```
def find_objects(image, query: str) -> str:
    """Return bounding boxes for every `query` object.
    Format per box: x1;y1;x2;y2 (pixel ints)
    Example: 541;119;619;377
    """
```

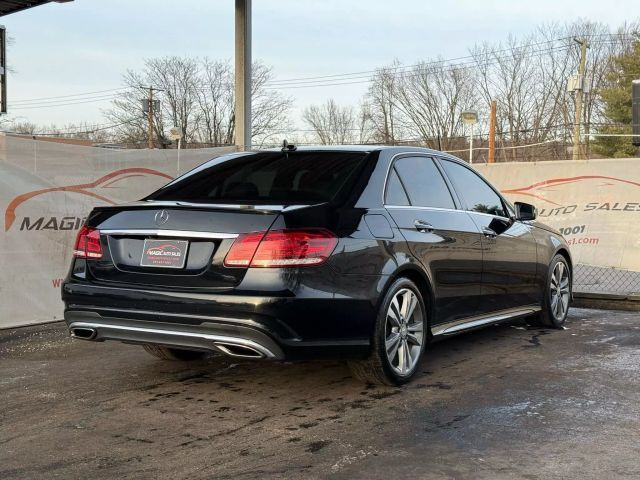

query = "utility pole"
235;0;252;151
141;86;162;149
632;80;640;151
147;86;155;149
572;38;589;161
0;26;7;115
488;100;497;163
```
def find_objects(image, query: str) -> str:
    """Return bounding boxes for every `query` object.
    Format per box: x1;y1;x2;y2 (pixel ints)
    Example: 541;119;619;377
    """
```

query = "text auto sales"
538;202;640;217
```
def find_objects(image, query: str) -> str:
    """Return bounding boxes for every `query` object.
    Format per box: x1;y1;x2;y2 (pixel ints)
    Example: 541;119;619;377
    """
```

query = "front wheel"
528;254;571;328
349;278;427;385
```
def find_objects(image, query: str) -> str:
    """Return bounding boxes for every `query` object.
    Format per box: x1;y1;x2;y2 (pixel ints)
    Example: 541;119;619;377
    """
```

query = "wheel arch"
555;247;572;271
554;247;573;300
382;265;435;331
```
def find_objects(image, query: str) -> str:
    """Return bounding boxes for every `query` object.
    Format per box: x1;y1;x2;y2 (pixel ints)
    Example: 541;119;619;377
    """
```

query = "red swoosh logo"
148;244;181;253
5;168;172;231
502;175;640;205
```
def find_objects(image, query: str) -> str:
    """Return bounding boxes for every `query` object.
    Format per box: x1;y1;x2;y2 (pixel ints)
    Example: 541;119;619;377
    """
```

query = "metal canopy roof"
0;0;71;17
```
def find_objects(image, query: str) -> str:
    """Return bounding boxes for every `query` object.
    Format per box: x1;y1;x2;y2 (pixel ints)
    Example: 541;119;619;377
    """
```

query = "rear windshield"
147;151;370;204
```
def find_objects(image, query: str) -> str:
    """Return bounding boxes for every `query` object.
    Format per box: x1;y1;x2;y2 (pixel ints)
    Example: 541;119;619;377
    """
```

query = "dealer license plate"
140;239;188;269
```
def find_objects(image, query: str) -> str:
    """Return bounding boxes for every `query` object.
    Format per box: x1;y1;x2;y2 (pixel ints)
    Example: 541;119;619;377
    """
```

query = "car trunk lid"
85;202;288;290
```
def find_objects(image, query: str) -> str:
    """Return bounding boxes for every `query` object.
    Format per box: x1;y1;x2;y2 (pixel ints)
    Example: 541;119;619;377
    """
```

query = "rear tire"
528;254;571;329
349;278;427;385
142;344;207;361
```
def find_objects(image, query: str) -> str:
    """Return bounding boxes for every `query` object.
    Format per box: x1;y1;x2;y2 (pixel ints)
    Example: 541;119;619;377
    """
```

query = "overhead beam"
0;1;73;17
234;0;251;151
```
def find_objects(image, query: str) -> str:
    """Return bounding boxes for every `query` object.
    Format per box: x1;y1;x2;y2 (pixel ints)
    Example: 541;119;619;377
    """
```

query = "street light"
461;111;478;164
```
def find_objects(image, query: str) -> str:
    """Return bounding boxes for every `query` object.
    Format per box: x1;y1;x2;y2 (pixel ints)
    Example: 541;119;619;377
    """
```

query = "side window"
440;160;507;217
393;156;455;209
385;169;410;206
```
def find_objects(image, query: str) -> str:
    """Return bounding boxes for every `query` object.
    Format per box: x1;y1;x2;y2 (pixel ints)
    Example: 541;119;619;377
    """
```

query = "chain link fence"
574;264;640;295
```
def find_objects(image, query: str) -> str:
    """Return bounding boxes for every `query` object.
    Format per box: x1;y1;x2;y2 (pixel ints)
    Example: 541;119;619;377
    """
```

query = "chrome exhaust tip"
215;342;265;359
70;327;97;340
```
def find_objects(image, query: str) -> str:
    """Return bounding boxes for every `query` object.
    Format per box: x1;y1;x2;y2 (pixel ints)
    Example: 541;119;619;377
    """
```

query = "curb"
573;292;640;312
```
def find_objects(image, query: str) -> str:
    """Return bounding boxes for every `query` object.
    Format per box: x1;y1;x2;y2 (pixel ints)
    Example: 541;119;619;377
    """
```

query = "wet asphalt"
1;308;639;479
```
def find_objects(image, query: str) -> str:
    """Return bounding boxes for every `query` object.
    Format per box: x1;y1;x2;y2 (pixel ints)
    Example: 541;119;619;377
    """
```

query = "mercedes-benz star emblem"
155;210;170;226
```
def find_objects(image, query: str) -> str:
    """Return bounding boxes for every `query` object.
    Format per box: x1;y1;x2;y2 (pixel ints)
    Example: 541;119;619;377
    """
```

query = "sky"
4;0;638;128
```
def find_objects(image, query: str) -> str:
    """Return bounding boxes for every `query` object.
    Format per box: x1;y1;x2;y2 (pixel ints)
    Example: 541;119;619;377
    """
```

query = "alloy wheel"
385;288;424;376
550;261;570;321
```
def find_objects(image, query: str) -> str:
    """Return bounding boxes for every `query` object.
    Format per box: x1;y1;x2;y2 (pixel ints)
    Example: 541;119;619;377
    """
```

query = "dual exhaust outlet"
69;327;267;359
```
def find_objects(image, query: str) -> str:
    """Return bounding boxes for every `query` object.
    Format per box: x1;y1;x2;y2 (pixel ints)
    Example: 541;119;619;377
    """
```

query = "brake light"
73;226;103;259
224;229;337;268
223;232;266;267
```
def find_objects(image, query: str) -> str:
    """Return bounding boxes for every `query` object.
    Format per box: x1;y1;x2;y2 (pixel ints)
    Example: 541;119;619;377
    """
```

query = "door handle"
482;227;497;238
414;220;434;233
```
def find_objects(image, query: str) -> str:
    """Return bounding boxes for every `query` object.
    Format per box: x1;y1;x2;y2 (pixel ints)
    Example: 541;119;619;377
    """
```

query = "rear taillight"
224;229;337;268
73;226;103;259
223;232;266;267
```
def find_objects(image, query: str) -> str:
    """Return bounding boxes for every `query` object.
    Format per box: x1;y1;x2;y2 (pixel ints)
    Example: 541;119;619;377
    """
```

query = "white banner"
0;134;233;328
475;158;640;272
1;139;638;328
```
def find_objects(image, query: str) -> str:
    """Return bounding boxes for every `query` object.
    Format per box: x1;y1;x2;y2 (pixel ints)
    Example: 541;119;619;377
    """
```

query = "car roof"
261;144;459;158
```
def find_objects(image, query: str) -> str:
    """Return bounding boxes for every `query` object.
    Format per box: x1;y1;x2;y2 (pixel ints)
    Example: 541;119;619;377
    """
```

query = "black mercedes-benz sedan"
62;146;572;385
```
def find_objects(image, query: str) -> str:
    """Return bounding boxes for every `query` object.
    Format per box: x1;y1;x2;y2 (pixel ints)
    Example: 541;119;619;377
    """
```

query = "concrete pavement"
1;308;639;479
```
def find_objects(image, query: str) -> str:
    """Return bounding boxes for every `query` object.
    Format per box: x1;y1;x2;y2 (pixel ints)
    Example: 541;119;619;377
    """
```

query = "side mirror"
514;202;537;221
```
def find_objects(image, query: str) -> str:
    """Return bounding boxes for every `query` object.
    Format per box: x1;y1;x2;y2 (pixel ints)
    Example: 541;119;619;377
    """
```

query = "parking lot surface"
1;308;639;479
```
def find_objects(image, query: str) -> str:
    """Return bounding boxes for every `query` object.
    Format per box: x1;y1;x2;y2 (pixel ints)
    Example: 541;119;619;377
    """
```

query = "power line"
7;34;634;115
12;92;120;106
12;87;128;104
11;94;122;110
265;37;571;85
263;34;633;88
18;117;140;136
262;39;628;90
262;45;575;90
6;34;631;110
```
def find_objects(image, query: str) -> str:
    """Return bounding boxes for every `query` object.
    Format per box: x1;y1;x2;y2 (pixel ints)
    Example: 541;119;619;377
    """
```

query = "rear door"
438;158;539;313
384;155;484;325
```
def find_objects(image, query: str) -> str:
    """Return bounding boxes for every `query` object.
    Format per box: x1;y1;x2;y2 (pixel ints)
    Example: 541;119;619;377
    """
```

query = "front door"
438;159;539;314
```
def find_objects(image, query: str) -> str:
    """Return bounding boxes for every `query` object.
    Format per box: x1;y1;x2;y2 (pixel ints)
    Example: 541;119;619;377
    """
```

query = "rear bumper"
65;310;285;359
62;277;384;360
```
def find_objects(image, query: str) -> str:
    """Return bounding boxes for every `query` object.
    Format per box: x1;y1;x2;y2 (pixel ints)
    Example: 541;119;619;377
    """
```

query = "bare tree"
105;57;292;148
471;35;547;160
393;60;477;150
366;60;403;144
103;78;162;147
105;57;200;147
194;59;234;146
145;56;201;143
250;62;294;143
6;121;38;135
302;99;357;145
469;21;639;160
19;20;640;159
356;101;375;144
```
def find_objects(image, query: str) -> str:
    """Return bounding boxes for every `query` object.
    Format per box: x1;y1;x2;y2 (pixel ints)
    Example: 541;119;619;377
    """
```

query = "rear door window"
148;151;370;204
392;156;455;209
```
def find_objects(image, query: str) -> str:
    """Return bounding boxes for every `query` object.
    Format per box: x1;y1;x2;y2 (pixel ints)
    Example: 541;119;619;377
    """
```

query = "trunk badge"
155;210;170;226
